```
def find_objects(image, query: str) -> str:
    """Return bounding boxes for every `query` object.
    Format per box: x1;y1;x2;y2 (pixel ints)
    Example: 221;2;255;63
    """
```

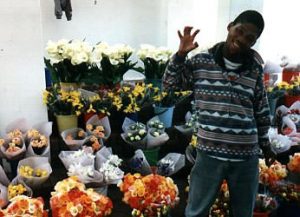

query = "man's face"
224;22;259;60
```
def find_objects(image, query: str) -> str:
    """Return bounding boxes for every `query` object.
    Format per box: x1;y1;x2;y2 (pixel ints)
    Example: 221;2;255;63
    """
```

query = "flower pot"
59;82;79;91
153;106;175;128
284;95;300;107
56;115;78;134
253;211;270;217
83;112;106;123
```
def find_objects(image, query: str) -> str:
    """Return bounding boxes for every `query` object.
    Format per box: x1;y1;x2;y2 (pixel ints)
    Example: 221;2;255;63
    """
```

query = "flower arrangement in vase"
137;44;173;80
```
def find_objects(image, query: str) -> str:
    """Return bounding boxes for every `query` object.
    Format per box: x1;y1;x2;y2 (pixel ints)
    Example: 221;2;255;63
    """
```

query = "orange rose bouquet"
287;152;300;173
50;176;113;217
118;173;179;217
1;195;47;217
259;159;288;186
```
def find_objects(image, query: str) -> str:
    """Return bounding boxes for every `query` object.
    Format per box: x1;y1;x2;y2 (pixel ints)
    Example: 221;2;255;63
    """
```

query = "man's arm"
162;26;199;91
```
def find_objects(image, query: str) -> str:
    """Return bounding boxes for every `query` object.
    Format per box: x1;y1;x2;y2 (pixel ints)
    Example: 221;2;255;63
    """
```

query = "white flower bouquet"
59;149;95;170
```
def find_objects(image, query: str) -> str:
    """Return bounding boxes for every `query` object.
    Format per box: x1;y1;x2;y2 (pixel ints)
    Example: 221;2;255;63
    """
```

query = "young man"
163;10;275;217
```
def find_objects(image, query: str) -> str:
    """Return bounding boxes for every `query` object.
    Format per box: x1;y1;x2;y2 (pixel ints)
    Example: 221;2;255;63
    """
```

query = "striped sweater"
163;42;271;159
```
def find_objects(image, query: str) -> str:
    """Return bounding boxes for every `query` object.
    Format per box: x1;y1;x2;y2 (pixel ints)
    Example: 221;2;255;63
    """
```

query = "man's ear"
227;22;234;31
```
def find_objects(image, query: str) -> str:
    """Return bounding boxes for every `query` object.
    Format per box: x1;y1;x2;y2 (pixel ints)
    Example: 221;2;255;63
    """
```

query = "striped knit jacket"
163;42;271;159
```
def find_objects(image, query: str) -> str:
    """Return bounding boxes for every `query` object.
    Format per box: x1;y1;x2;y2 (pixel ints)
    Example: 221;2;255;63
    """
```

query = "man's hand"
261;146;276;167
177;26;200;57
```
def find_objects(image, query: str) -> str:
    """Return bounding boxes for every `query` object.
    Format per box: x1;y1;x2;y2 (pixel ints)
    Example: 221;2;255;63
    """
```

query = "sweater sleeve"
162;53;194;91
253;68;271;148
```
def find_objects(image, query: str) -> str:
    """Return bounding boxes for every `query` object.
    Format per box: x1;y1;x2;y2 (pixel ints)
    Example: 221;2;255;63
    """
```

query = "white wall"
0;0;47;132
41;0;168;49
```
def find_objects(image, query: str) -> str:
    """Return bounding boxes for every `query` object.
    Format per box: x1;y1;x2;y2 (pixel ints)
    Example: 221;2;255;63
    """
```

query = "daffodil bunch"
137;44;173;79
44;39;93;83
42;87;84;116
153;89;193;108
116;83;156;113
50;176;113;217
118;173;179;217
83;91;114;116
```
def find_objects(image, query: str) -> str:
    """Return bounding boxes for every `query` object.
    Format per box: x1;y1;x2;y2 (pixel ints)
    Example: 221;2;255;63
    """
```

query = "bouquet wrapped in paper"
268;127;292;153
175;111;200;136
25;121;52;159
17;157;52;189
61;128;87;150
0;136;26;160
121;117;169;150
147;116;165;131
0;183;8;208
59;149;95;170
50;176;113;217
82;135;103;154
1;195;48;217
129;149;185;176
86;114;111;141
67;163;104;185
8;177;33;200
118;173;179;217
121;118;147;149
95;146;124;185
5;118;31;139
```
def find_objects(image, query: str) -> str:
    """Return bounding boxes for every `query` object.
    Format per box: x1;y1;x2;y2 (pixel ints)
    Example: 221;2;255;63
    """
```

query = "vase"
56;115;78;134
253;211;270;217
284;95;300;107
153;106;175;128
83;112;106;123
143;147;160;166
59;82;79;91
268;98;278;117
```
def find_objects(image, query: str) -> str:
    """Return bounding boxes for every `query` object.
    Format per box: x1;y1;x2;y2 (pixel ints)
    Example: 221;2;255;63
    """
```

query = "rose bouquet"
0;136;26;160
86;115;111;141
287;152;300;173
61;128;87;150
118;173;179;217
1;195;47;217
137;44;173;79
50;176;113;217
259;159;288;186
82;136;103;154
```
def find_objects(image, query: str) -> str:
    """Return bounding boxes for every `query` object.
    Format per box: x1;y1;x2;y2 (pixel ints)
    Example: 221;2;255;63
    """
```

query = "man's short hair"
233;10;264;38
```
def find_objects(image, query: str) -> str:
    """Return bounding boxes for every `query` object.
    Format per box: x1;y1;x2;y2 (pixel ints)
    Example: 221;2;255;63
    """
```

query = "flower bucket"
253;211;270;217
83;112;106;124
59;82;79;91
284;95;300;107
125;112;139;122
153;106;175;128
268;98;278;117
56;115;78;134
143;147;160;166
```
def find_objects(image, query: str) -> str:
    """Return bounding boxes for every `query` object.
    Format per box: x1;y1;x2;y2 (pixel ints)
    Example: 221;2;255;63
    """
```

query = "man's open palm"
178;26;200;57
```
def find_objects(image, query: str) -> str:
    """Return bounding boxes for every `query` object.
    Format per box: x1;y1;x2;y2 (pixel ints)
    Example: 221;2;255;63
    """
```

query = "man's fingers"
192;29;200;38
177;30;183;39
184;26;193;35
